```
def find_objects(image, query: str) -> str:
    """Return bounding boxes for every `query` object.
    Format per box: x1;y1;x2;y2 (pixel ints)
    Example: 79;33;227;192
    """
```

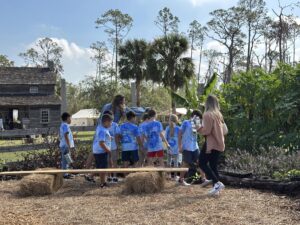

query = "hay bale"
18;168;63;196
123;172;165;194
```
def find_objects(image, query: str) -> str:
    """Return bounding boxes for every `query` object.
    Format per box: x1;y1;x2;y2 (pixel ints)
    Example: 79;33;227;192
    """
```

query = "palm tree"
118;39;148;106
147;34;194;113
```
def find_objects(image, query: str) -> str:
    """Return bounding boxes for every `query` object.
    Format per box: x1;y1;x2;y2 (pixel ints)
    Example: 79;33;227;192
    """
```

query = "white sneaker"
200;179;213;187
177;179;191;186
208;182;225;195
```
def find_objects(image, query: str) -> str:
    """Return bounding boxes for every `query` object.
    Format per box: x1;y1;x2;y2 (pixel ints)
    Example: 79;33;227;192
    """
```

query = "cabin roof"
0;95;61;106
0;67;56;85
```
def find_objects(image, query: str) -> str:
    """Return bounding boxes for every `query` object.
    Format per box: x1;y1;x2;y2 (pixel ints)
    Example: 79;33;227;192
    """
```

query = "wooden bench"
0;168;189;176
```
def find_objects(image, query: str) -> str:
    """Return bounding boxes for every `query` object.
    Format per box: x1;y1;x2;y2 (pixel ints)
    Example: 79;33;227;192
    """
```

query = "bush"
221;64;300;152
5;142;91;172
224;147;300;177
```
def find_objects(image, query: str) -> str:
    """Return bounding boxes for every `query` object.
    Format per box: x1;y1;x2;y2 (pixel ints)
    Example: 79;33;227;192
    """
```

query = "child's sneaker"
63;174;74;179
208;182;225;195
200;179;213;187
107;177;113;183
177;179;191;186
100;182;108;188
84;175;95;183
112;177;119;183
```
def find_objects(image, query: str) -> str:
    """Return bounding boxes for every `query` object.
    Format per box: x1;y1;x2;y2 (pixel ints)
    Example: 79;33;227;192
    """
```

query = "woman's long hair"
205;95;223;122
112;95;125;114
169;114;179;137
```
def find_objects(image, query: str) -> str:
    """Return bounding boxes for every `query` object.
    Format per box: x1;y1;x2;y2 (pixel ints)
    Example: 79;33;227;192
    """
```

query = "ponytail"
169;114;179;137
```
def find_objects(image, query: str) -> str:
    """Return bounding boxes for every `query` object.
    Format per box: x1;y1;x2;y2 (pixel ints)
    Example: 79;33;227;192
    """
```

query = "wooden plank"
0;167;188;176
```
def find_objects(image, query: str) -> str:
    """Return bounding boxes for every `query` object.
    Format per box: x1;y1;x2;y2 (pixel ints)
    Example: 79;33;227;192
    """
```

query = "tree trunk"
279;13;283;62
115;26;118;84
293;30;296;65
198;43;203;83
190;37;194;59
264;37;268;72
246;23;252;72
136;79;141;107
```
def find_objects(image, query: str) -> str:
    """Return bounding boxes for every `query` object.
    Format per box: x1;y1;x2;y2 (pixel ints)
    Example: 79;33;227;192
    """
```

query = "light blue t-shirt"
181;120;199;151
144;120;163;152
93;125;112;154
165;125;180;155
59;122;74;148
101;103;126;124
139;121;149;148
119;122;140;151
108;122;120;151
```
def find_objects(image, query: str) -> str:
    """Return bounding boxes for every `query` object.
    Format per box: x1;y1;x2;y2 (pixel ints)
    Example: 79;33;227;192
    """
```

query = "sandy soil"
0;176;299;225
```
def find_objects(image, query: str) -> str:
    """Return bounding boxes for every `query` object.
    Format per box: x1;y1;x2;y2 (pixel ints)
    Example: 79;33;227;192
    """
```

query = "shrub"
224;147;300;177
5;142;91;172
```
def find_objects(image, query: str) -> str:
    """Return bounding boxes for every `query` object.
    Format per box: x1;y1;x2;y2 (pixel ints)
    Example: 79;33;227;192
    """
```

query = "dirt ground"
0;176;299;225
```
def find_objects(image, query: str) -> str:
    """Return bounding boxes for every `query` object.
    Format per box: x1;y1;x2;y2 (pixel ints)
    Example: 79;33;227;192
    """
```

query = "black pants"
199;149;220;185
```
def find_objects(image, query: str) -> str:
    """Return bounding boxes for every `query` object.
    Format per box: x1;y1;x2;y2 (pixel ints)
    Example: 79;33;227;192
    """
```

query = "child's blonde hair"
169;114;179;137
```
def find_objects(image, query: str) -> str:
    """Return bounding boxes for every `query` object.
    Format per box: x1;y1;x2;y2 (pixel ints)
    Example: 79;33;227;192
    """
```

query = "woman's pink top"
198;112;225;152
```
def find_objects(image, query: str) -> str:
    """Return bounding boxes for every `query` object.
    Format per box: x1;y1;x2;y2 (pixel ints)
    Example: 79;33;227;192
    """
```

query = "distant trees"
147;34;194;112
90;41;109;80
119;39;148;106
0;54;14;67
155;7;180;36
207;7;246;83
95;9;133;83
19;37;63;73
188;20;206;82
238;0;267;71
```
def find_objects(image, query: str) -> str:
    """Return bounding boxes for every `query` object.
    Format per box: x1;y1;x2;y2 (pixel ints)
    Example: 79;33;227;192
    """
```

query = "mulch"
0;176;299;225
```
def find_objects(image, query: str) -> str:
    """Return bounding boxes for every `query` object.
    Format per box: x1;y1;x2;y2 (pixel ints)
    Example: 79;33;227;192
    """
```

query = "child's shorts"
147;150;164;158
182;150;199;165
94;153;108;168
110;150;119;162
122;150;139;162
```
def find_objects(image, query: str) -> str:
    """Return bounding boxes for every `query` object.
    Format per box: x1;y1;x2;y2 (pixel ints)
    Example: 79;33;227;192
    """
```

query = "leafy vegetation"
222;64;300;152
224;147;300;177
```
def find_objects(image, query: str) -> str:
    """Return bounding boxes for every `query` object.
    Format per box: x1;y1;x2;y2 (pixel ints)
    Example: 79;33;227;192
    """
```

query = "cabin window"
40;109;50;124
29;86;39;94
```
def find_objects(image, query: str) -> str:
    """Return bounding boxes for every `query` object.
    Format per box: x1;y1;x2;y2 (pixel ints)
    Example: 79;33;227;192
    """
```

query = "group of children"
59;108;212;188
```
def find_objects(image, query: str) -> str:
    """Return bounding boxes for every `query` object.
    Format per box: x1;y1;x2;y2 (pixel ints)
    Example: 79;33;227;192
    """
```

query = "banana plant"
171;72;218;115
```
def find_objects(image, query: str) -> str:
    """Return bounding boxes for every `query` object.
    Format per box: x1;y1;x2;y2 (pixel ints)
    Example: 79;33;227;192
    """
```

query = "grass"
75;131;95;141
0;139;24;146
0;178;299;225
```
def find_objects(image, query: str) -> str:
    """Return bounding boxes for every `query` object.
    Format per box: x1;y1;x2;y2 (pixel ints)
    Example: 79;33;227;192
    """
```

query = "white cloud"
25;37;97;83
205;41;226;53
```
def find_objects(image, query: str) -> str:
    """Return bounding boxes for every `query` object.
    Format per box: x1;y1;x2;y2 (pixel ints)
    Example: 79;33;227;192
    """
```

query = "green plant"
171;72;218;115
222;64;300;152
273;169;300;181
224;147;300;177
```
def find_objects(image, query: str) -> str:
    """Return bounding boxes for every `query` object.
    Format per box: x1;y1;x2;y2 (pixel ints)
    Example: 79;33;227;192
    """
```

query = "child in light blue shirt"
119;111;141;167
93;114;113;188
59;112;74;179
165;114;181;168
143;109;169;167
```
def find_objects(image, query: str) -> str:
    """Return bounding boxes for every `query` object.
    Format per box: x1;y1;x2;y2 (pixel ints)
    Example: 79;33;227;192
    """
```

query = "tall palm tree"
147;34;194;112
119;39;148;106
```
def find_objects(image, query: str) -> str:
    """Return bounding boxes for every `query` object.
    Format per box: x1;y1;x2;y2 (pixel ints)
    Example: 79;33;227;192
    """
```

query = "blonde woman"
165;114;180;168
198;95;225;195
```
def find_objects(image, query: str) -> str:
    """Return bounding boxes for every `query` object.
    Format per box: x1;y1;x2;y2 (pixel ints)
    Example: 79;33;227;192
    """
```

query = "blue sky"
0;0;299;83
